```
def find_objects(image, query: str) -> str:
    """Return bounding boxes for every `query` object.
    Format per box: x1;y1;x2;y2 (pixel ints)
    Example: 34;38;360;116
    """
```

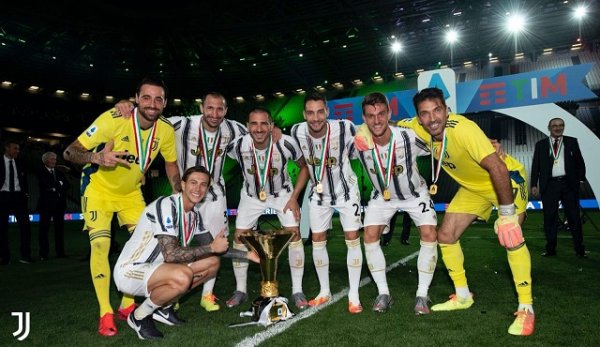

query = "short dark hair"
3;139;19;148
136;77;168;99
413;87;446;112
304;92;327;109
203;92;228;107
361;92;389;113
548;117;564;127
248;106;273;123
182;165;211;185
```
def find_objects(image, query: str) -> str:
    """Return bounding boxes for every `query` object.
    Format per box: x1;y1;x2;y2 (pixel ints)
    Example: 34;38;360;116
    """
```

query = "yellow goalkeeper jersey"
78;108;177;199
398;114;500;194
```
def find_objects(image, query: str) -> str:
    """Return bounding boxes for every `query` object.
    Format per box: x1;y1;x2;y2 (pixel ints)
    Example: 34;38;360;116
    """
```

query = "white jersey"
291;120;358;205
170;115;247;201
357;127;430;200
115;193;209;268
227;134;302;199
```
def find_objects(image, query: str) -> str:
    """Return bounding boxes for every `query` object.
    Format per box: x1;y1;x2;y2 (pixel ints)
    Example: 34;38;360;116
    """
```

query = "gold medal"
259;190;267;201
316;182;323;194
429;184;438;195
383;189;391;201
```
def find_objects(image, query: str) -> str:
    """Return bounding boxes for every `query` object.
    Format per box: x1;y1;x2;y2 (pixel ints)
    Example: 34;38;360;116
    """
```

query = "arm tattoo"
157;235;212;263
64;141;94;165
193;235;248;259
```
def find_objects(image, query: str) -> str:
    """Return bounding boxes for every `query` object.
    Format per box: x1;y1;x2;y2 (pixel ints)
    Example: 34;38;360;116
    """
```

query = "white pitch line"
234;250;419;347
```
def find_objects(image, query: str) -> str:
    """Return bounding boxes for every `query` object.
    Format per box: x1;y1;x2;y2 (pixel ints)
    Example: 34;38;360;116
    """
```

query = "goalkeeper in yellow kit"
357;87;534;336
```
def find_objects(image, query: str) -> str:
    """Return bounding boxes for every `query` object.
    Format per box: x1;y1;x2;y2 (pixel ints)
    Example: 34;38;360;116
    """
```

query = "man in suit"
0;139;32;264
531;117;587;257
37;151;70;259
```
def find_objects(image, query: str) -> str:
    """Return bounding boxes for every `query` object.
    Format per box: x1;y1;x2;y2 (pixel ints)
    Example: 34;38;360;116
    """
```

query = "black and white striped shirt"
227;134;302;199
170;115;247;201
116;193;208;267
291;120;357;205
357;127;430;200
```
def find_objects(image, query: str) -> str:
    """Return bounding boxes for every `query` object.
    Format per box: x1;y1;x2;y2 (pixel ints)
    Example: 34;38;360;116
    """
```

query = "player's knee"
419;226;437;242
171;267;194;293
89;233;111;253
311;231;327;242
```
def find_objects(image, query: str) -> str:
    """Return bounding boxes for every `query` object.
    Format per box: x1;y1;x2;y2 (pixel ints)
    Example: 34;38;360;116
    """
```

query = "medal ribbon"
549;136;563;161
132;107;157;173
313;123;331;185
372;132;395;192
199;120;221;174
178;195;195;247
430;129;447;186
251;137;273;193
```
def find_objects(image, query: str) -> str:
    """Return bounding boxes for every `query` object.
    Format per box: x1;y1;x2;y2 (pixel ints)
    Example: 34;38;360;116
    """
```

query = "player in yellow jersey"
64;77;181;337
394;87;534;336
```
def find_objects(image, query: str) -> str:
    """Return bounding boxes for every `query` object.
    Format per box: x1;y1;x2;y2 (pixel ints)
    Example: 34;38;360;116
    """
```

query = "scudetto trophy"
230;229;295;327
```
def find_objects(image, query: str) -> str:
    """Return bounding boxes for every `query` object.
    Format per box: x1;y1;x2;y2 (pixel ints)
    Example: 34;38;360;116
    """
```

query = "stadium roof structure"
1;0;599;103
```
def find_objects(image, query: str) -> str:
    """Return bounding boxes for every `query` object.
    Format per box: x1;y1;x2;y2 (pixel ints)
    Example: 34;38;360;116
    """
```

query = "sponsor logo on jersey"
85;125;97;137
165;216;174;230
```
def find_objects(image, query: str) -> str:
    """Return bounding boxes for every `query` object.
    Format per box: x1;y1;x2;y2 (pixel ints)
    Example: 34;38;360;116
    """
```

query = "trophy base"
230;296;295;328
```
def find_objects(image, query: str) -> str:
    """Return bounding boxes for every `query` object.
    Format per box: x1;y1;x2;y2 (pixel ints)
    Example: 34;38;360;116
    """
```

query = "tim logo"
12;311;30;341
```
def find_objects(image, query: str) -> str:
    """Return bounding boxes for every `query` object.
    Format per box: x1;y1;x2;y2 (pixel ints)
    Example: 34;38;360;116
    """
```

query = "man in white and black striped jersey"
225;106;309;310
354;92;438;314
290;92;364;314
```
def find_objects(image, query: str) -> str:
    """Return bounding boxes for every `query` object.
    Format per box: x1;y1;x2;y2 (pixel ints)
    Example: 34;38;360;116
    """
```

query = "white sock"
346;237;363;304
202;277;216;296
135;297;159;320
232;243;249;293
288;240;305;294
364;241;389;295
312;240;330;297
518;304;534;314
456;286;471;299
416;240;438;298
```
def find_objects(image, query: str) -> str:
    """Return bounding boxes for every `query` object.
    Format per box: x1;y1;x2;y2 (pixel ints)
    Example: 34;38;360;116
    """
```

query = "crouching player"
114;166;258;340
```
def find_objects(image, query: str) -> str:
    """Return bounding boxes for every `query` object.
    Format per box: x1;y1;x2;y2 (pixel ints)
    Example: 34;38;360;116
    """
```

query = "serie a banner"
328;64;596;124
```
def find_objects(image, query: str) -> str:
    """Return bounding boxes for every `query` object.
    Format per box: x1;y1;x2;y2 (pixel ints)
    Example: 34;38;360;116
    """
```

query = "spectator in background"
1;139;32;265
37;151;70;259
530;117;587;257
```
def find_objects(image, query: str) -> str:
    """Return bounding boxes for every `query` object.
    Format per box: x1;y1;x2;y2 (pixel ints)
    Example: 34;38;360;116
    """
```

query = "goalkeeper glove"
493;204;524;248
354;124;374;151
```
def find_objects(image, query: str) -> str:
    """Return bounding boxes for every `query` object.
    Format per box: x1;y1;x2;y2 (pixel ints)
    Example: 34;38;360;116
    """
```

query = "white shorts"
199;196;229;237
236;190;298;229
309;194;362;233
114;261;163;297
364;191;437;228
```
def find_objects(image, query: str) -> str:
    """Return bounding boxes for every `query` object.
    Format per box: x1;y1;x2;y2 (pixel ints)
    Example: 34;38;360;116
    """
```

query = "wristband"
498;204;515;216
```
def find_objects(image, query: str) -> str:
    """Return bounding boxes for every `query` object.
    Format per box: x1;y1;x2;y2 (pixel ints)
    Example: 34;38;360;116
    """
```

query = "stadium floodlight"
506;13;526;33
573;5;587;41
506;13;526;55
391;41;402;74
574;5;587;20
445;29;459;43
445;29;458;67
